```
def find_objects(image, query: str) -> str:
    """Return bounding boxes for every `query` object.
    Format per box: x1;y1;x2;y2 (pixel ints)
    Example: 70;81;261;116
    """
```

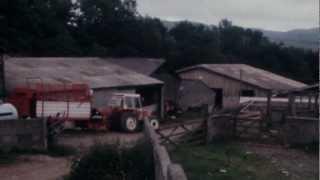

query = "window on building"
241;90;255;97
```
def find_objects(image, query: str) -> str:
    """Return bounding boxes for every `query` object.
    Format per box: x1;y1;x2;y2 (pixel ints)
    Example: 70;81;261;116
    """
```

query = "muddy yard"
0;126;318;180
0;131;143;180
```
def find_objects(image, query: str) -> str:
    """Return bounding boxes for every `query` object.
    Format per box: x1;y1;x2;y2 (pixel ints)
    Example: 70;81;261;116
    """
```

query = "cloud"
136;0;318;31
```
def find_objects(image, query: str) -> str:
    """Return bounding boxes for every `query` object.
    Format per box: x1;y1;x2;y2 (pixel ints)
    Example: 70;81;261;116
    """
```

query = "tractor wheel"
149;119;159;130
121;112;138;132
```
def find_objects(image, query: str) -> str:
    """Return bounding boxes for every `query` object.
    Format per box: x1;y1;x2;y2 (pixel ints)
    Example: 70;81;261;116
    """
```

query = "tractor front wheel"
121;112;138;132
149;119;159;130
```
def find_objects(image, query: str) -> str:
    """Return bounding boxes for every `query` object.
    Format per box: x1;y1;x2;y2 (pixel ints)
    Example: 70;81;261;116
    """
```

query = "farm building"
4;57;164;116
177;64;307;109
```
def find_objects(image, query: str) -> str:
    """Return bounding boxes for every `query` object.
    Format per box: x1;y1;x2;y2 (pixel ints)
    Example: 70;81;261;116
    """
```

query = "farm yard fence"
144;119;188;180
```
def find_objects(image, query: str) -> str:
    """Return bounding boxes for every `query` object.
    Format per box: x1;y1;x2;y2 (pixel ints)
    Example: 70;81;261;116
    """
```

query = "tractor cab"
106;93;159;132
109;93;142;110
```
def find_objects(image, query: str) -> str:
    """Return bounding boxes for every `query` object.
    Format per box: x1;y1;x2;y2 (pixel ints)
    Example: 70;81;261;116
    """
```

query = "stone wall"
0;119;47;151
143;119;187;180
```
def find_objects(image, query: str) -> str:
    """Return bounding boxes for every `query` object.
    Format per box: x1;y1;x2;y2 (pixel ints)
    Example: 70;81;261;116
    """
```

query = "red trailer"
6;83;106;128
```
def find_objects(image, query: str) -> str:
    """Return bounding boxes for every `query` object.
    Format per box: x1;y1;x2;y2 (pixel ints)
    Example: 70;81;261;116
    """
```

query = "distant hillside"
261;28;318;50
162;20;318;50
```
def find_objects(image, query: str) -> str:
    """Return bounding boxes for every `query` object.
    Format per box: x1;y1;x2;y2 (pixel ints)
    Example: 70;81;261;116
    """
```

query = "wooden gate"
155;119;206;146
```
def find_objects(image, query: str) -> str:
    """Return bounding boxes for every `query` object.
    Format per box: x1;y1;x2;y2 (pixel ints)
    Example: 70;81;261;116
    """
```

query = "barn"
177;64;307;109
4;57;164;116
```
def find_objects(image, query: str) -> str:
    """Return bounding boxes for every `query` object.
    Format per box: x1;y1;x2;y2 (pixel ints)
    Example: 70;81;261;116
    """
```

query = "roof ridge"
177;63;306;90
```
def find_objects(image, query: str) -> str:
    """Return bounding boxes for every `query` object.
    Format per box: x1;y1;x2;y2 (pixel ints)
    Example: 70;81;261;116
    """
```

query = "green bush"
68;142;154;180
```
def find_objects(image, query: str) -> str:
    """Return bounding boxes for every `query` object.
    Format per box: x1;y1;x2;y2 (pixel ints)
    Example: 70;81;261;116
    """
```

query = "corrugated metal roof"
104;58;165;75
5;57;163;91
177;64;307;90
285;83;319;94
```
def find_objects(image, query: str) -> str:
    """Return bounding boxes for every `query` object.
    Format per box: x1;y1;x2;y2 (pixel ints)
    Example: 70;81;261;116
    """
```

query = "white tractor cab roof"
113;93;141;98
109;93;142;109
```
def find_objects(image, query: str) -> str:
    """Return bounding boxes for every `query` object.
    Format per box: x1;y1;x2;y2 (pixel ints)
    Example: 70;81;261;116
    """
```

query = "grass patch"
170;142;291;180
67;141;154;180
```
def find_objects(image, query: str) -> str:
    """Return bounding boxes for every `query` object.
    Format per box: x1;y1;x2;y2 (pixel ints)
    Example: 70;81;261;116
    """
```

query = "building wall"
178;80;215;110
153;72;180;102
179;68;268;108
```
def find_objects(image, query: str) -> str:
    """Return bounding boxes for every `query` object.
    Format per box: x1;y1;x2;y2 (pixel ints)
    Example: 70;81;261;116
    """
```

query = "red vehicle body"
6;83;103;128
6;83;159;132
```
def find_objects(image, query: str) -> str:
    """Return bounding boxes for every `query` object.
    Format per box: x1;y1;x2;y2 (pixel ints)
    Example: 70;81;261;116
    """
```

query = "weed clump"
68;142;154;180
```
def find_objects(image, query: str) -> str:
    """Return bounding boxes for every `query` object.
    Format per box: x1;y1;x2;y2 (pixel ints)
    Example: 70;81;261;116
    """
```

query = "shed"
177;64;307;109
4;57;164;116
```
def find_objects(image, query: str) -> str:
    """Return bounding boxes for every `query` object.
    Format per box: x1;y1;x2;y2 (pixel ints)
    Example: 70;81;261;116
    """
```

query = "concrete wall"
284;117;319;144
0;119;47;151
179;68;268;108
143;119;187;180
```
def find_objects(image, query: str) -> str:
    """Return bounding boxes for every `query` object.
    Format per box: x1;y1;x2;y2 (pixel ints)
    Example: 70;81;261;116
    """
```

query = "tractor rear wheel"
121;112;138;132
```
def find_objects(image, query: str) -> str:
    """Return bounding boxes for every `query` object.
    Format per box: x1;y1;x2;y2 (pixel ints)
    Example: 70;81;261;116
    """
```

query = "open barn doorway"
212;88;223;109
135;85;163;118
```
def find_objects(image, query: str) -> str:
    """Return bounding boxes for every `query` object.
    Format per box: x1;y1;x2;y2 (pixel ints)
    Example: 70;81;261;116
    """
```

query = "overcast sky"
136;0;318;31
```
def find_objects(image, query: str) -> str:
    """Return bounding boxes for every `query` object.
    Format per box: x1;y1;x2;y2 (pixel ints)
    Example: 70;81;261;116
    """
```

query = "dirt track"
0;131;144;180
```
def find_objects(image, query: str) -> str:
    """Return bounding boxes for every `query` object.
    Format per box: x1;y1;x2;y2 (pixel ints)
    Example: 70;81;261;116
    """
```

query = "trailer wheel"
149;119;159;130
121;112;138;132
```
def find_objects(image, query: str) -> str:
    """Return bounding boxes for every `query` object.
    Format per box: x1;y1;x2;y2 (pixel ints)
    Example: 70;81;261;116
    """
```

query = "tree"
2;0;77;56
168;21;221;70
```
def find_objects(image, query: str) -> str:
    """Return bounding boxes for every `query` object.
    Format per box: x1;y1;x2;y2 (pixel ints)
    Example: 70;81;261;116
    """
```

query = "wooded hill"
1;0;318;84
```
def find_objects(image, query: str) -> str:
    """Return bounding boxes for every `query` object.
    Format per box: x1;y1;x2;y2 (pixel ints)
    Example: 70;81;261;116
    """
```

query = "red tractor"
97;93;159;132
6;83;159;132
